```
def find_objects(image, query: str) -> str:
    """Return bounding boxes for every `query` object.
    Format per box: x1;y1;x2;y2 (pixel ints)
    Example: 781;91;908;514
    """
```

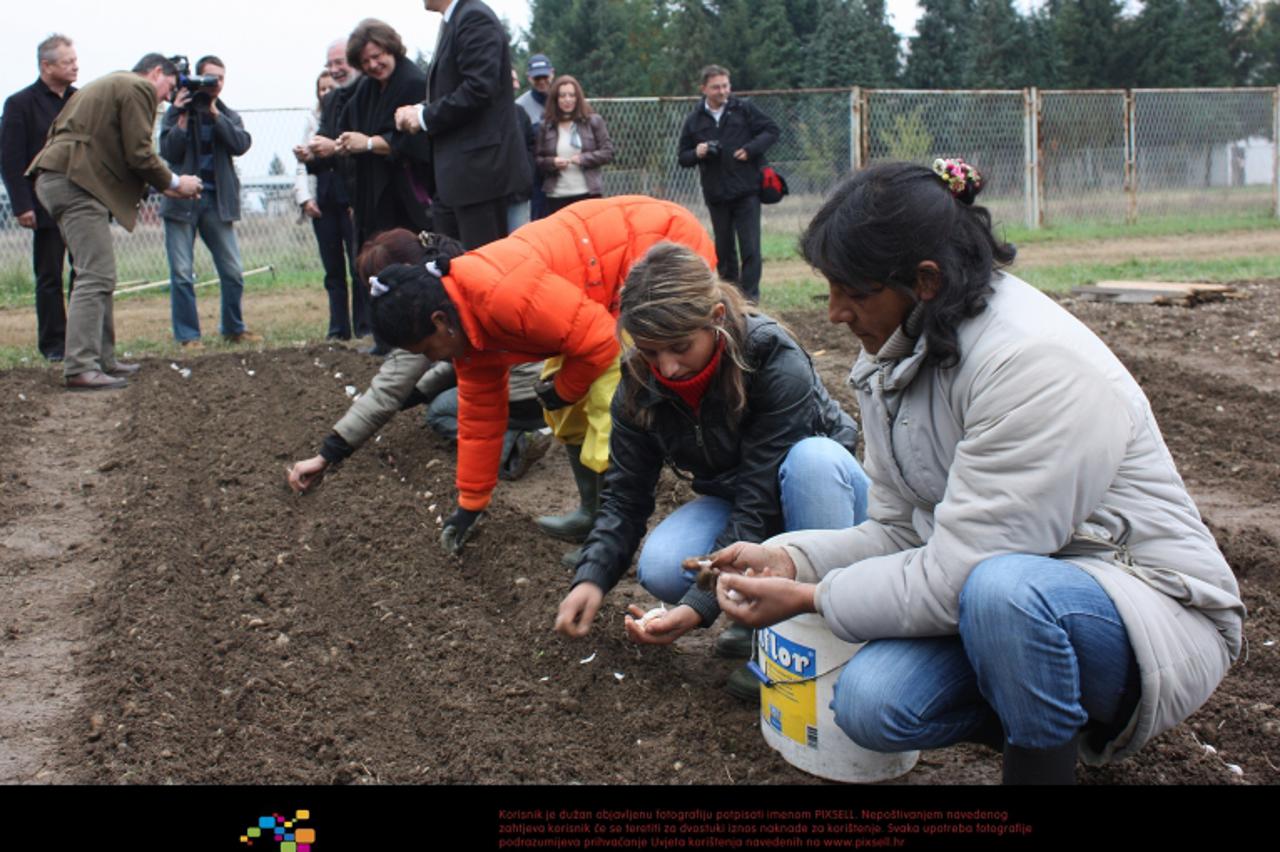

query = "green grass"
0;263;31;309
761;231;802;262
1023;255;1280;292
0;318;332;371
760;277;828;311
0;262;324;311
999;210;1280;247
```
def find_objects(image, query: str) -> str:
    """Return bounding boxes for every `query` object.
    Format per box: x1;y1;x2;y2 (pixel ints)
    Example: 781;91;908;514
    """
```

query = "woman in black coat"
553;243;869;659
335;18;432;246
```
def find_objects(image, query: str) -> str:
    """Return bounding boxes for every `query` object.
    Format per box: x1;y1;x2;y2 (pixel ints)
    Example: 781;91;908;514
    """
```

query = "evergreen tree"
804;0;864;86
658;0;718;93
1025;3;1065;86
711;0;758;89
904;0;976;88
967;0;1032;88
1180;0;1241;85
743;0;807;89
1053;0;1123;87
1247;0;1280;84
785;0;824;48
858;0;904;85
523;0;658;96
1127;0;1240;87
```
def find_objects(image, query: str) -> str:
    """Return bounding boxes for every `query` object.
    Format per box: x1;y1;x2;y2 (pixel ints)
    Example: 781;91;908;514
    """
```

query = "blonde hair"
618;242;758;426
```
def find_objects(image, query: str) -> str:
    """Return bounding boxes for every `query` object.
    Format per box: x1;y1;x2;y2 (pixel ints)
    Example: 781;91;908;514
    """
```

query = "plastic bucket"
753;613;919;783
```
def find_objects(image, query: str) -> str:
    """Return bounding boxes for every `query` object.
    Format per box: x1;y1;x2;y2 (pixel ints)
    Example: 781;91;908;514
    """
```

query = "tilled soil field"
0;281;1277;786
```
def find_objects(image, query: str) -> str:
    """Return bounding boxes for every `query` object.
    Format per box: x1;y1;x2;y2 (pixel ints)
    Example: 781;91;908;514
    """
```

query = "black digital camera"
169;55;219;110
704;140;722;157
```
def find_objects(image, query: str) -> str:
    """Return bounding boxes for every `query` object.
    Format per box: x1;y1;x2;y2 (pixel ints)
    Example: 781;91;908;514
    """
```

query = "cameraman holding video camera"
677;64;778;303
159;55;260;349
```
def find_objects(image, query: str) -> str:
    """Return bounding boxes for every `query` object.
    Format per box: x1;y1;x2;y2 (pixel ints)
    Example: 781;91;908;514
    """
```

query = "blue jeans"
164;193;247;341
506;200;531;235
830;554;1140;751
637;437;870;603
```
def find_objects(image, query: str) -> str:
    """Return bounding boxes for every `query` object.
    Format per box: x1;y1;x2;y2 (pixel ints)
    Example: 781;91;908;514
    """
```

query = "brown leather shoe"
105;361;141;377
65;370;128;391
223;330;264;344
180;339;204;351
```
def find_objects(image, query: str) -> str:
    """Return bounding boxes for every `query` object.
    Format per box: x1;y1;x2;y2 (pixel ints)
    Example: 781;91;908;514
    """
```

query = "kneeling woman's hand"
623;604;700;645
287;455;329;494
703;542;797;580
716;574;817;629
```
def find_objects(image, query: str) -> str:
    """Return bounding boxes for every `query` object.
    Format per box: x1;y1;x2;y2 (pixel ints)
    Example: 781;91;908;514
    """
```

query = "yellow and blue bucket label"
758;627;819;748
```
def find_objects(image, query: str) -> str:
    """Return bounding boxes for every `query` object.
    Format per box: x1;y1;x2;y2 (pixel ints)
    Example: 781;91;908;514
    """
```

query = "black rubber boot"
1002;733;1080;785
536;444;601;542
560;546;582;570
965;713;1006;752
714;623;754;659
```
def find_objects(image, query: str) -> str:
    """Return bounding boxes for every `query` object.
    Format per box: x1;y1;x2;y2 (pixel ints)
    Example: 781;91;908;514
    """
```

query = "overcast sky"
1;1;935;112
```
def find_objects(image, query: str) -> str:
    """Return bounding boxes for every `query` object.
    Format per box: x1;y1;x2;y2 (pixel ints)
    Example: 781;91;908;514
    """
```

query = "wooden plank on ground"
1071;279;1237;306
1094;280;1234;294
1071;286;1192;305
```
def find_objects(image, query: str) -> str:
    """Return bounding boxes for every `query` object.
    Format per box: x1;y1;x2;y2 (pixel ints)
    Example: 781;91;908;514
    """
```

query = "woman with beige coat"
707;160;1244;784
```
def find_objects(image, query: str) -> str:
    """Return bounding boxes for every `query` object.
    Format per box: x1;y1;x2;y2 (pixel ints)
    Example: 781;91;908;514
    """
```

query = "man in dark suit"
394;0;528;250
27;54;202;391
0;34;79;361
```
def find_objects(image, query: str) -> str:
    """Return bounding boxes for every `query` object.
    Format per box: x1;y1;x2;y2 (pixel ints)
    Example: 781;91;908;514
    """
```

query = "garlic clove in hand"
637;606;667;631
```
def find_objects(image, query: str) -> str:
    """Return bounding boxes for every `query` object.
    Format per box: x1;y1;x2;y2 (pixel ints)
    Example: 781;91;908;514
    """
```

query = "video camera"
168;55;219;110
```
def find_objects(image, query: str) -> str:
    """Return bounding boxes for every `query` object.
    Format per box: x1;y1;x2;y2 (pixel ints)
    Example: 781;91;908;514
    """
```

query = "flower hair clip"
932;157;982;203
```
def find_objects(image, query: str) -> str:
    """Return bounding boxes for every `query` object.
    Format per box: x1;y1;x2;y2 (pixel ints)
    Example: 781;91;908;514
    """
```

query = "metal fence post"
1124;89;1137;225
850;86;863;172
1274;86;1279;219
1023;87;1041;229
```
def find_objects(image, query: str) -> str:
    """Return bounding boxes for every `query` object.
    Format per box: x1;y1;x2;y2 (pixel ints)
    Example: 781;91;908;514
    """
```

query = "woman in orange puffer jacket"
369;196;716;553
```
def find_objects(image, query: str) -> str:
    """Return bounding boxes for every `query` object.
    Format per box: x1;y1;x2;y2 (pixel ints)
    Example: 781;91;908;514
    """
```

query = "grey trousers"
35;171;118;378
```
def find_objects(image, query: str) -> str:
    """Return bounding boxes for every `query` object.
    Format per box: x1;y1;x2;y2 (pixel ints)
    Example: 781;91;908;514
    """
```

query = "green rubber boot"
536;444;601;543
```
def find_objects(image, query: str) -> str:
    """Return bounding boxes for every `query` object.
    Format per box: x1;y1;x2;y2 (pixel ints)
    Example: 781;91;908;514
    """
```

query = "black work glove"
534;377;570;411
441;506;483;554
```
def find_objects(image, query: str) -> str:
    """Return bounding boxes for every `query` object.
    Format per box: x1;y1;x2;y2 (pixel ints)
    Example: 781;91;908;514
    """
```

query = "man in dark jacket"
0;34;78;361
28;54;202;390
159;56;259;348
394;0;529;250
677;65;779;302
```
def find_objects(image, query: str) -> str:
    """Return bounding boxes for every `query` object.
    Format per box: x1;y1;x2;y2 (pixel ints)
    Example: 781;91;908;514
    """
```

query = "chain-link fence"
2;87;1277;287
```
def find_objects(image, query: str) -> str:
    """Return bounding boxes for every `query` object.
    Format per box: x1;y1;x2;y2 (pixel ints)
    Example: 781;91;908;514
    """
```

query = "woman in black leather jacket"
554;242;869;650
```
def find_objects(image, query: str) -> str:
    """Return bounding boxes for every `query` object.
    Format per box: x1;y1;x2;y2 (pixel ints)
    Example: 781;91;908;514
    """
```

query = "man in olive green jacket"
28;53;202;390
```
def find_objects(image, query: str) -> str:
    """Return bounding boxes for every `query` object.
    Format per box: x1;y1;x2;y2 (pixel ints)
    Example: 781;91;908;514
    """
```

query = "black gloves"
442;506;483;554
534;377;570;411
